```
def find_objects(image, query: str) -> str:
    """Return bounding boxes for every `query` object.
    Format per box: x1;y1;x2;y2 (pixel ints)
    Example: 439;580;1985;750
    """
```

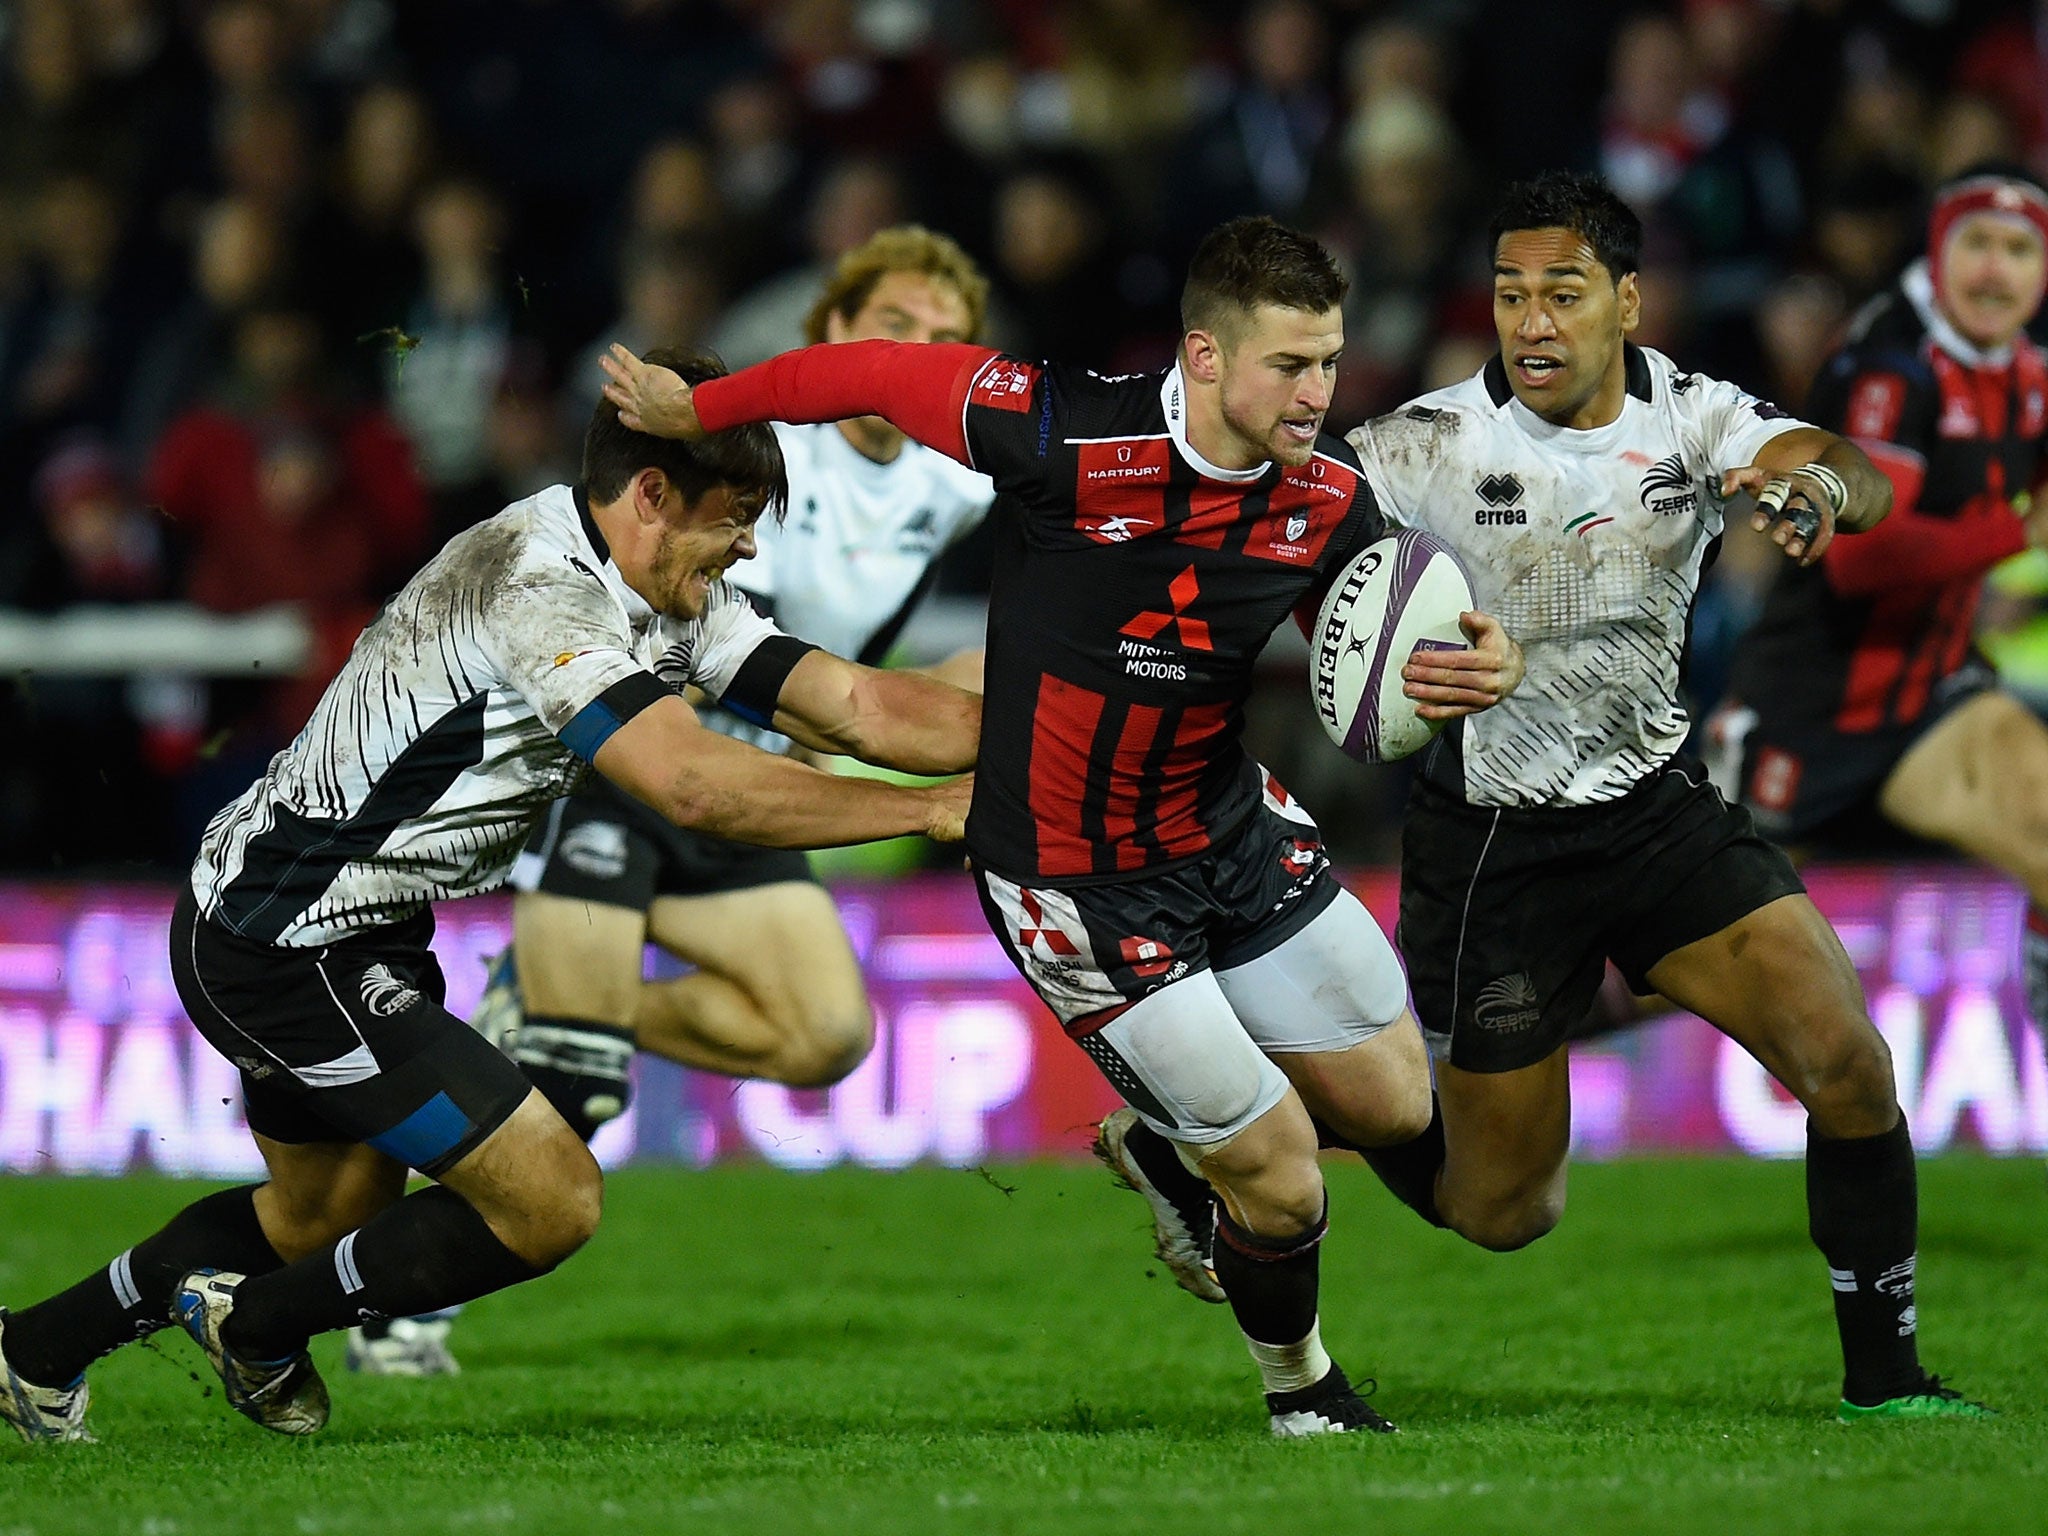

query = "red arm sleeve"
693;341;1001;466
1824;491;2028;597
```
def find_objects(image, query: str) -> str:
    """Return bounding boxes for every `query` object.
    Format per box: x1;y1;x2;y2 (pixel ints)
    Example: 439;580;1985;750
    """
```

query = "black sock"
1808;1114;1924;1405
4;1185;281;1387
1212;1202;1327;1346
223;1186;544;1361
510;1015;634;1141
1121;1118;1214;1216
1349;1098;1448;1228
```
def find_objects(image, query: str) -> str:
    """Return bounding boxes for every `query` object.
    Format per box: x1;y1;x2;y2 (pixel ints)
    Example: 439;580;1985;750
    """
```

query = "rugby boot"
1838;1375;1995;1422
172;1270;329;1435
1093;1108;1226;1302
1267;1364;1398;1437
0;1309;93;1443
346;1311;462;1378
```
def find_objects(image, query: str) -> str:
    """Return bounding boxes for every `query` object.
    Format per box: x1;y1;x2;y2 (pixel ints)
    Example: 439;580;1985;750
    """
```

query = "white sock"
1244;1316;1333;1395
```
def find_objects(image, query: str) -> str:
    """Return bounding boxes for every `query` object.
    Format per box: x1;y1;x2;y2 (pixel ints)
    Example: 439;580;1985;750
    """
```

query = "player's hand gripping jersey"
192;485;807;945
1348;345;1808;805
1729;261;2048;736
694;341;1385;882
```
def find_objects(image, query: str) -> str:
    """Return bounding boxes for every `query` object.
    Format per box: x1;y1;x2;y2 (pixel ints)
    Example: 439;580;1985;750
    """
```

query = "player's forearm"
1814;437;1891;533
782;667;981;774
640;737;946;848
693;341;997;463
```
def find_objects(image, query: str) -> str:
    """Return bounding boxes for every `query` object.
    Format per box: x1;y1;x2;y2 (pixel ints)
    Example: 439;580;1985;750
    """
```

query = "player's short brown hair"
581;347;788;522
1181;217;1347;343
802;225;989;345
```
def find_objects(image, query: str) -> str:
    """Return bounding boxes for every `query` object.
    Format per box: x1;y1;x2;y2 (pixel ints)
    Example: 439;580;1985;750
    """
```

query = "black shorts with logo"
170;888;533;1175
975;779;1340;1030
1398;757;1806;1074
1731;658;1996;847
513;774;815;911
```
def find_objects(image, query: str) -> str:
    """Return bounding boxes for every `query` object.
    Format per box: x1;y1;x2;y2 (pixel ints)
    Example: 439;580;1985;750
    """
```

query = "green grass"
2;1157;2044;1535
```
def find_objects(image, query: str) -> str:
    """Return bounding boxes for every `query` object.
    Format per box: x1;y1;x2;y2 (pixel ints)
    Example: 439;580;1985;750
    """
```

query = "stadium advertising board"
0;869;2043;1177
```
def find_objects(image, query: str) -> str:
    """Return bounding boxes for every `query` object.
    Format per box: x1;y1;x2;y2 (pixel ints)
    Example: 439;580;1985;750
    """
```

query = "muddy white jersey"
1347;345;1807;806
710;420;991;750
191;483;796;946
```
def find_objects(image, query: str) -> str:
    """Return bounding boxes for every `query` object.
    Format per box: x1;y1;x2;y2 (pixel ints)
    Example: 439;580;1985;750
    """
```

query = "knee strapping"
512;1016;634;1141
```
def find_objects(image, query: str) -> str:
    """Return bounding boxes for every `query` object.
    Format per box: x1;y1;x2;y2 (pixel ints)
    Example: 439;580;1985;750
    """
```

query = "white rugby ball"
1310;528;1475;763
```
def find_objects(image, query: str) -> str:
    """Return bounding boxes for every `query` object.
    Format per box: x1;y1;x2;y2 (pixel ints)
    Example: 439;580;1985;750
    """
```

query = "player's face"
829;270;974;346
1493;228;1641;429
1214;303;1343;468
1938;212;2048;350
648;482;763;620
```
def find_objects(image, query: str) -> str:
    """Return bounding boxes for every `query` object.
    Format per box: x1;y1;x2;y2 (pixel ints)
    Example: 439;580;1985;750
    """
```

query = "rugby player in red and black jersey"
1717;164;2048;1043
601;217;1526;1436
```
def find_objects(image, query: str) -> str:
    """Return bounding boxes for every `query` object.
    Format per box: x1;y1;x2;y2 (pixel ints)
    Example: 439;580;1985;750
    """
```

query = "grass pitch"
2;1156;2044;1536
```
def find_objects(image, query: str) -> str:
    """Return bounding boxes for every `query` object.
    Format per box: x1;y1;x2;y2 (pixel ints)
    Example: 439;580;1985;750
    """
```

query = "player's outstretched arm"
594;693;970;847
769;649;981;774
1400;610;1525;721
601;340;998;464
1721;428;1891;566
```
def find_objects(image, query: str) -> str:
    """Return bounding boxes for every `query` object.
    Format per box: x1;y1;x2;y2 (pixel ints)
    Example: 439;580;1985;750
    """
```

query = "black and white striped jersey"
191;483;797;946
1348;345;1807;807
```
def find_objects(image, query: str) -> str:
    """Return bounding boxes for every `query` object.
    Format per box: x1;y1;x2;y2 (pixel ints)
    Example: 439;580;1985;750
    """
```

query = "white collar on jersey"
1900;259;2018;368
1160;364;1269;483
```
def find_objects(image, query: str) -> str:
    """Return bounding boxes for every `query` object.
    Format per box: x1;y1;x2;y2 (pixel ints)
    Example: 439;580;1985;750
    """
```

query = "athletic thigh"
1216;885;1430;1143
513;889;648;1026
249;1135;409;1260
1880;689;2048;882
1434;1049;1574;1232
1643;892;1891;1120
1078;969;1294;1149
645;881;866;1021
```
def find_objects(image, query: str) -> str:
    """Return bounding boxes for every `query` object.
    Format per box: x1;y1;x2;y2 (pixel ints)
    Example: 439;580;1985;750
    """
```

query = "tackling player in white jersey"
346;229;996;1378
1340;172;1988;1421
0;350;979;1442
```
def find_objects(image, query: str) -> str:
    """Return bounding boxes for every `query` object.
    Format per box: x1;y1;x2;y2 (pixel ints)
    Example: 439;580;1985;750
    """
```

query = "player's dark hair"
1181;217;1347;340
1489;171;1643;280
581;347;788;522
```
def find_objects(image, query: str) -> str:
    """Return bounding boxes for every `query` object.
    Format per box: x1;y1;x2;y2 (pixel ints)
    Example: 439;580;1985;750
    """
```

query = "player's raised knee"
1447;1185;1564;1253
777;1007;874;1088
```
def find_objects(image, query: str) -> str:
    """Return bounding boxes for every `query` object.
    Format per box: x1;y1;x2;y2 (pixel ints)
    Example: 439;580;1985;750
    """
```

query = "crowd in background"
2;0;2046;873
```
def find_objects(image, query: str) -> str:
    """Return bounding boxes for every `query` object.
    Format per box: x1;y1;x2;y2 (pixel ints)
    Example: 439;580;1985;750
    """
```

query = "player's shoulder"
1346;372;1498;475
1049;362;1173;432
1821;287;1936;389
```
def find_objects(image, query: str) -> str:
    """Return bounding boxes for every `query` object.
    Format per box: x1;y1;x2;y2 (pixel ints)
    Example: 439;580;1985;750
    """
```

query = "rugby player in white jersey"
0;351;978;1442
1340;172;1988;1421
347;228;997;1376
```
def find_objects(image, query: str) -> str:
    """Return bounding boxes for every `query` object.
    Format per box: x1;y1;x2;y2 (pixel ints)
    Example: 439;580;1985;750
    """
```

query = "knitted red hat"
1928;171;2048;294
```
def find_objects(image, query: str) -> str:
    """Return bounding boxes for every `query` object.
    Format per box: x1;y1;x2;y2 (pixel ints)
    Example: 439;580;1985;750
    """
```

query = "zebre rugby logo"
360;963;422;1018
1472;973;1540;1034
1638;453;1697;518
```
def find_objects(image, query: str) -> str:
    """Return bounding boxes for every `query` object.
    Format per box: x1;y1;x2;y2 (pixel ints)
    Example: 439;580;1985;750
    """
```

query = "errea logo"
1474;472;1527;526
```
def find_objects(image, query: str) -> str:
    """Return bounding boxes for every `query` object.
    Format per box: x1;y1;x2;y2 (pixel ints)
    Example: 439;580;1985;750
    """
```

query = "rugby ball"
1311;528;1475;762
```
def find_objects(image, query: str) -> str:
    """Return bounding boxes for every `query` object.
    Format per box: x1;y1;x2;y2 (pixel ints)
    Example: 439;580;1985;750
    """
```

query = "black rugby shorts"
1398;756;1805;1074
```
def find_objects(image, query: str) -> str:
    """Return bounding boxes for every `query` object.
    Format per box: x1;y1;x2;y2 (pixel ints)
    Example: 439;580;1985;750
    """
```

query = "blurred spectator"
1600;12;1729;214
1166;0;1333;245
1953;4;2048;180
430;343;577;546
988;164;1123;364
1753;271;1849;414
9;174;148;442
566;235;722;438
1925;93;2020;185
711;155;906;367
0;0;137;191
1015;0;1208;164
769;0;944;154
30;436;166;607
1810;161;1922;304
121;195;288;461
1323;90;1472;422
326;81;435;360
385;177;516;510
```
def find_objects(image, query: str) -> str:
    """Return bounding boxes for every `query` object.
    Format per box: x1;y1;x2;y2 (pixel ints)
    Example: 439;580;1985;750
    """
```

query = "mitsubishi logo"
1017;889;1079;957
1476;473;1523;506
1119;565;1213;651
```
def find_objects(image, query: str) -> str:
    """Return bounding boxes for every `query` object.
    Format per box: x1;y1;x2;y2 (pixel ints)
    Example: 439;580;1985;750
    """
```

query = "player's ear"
1615;272;1642;336
633;468;671;521
1184;329;1223;385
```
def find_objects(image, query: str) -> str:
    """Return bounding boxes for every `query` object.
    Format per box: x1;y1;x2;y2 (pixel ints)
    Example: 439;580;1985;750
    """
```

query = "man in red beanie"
1717;162;2048;1034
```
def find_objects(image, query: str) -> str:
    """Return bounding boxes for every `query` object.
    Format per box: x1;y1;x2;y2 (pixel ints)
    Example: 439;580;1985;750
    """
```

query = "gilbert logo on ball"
1312;528;1475;763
